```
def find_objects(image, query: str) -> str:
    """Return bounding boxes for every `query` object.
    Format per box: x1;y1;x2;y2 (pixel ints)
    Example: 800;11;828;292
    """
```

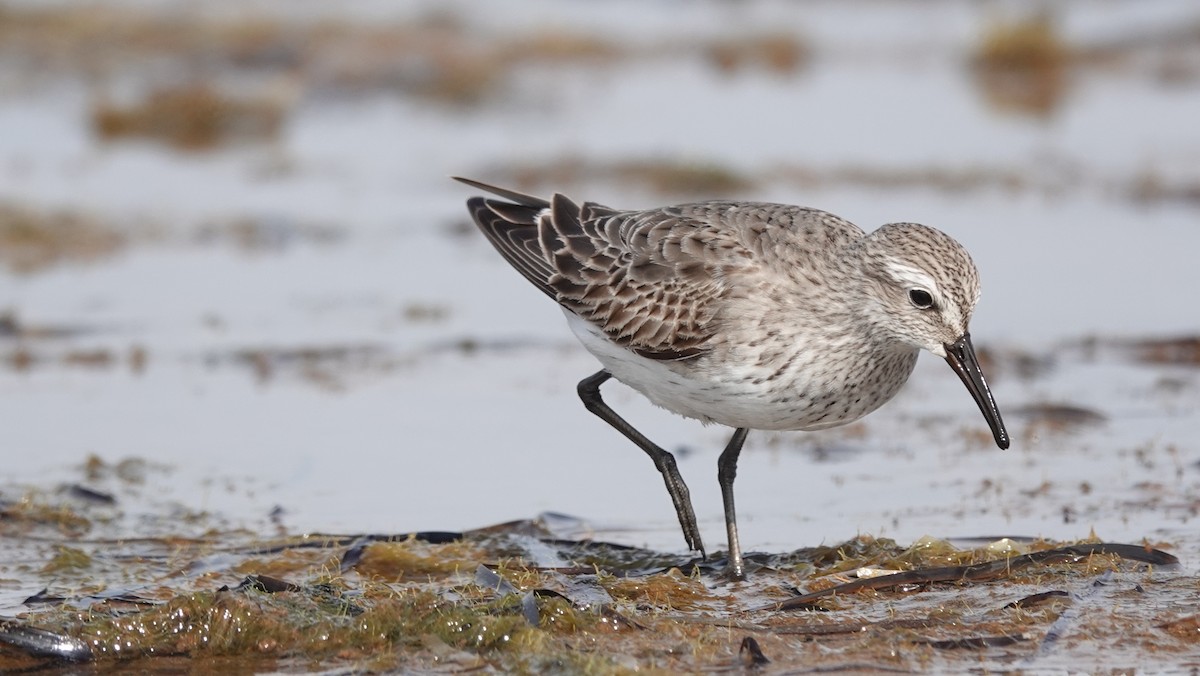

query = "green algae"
41;546;94;574
0;482;1190;673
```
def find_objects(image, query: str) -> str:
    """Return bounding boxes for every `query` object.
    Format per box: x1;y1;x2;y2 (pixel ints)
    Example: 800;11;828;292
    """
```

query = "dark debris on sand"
0;504;1188;673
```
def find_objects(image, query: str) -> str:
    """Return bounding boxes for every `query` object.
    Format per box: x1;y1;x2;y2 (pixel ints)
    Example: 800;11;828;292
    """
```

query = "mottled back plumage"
461;177;865;362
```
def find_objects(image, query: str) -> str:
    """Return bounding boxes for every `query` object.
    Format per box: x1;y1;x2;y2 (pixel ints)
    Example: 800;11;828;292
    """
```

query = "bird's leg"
717;427;750;580
577;370;705;557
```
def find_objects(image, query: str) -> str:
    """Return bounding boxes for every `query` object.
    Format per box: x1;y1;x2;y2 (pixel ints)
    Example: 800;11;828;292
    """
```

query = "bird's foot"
721;550;748;581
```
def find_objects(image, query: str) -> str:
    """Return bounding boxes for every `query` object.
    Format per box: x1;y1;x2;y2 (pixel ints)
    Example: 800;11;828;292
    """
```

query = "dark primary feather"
453;176;549;209
456;178;746;360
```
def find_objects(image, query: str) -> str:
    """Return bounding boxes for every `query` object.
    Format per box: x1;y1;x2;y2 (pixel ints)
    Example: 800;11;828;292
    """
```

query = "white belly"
563;311;914;431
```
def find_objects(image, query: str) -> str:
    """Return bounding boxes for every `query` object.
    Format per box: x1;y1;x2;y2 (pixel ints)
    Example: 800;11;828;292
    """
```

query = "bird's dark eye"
908;289;934;309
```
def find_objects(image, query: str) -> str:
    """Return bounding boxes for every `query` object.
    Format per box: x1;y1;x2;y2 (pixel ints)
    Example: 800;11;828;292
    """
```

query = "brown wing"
456;177;745;360
457;177;555;298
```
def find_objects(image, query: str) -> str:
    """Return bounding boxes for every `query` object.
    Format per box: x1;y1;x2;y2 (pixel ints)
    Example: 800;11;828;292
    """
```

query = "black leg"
717;428;750;580
577;370;705;557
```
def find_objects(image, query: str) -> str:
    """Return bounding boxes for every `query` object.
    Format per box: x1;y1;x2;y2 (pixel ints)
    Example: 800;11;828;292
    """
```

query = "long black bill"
943;333;1010;450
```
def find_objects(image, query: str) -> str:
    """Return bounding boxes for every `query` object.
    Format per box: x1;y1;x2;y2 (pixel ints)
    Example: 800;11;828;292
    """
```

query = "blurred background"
1;0;1198;554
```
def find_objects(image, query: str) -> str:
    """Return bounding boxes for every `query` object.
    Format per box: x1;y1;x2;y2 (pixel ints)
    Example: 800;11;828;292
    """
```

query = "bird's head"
857;222;1009;449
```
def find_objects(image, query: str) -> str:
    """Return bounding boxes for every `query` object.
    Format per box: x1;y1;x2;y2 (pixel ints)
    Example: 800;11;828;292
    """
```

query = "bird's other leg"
717;427;750;580
577;370;705;557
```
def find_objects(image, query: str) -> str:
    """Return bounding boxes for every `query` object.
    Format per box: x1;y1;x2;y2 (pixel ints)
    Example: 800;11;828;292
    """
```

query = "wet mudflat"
0;469;1193;673
2;0;1200;671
